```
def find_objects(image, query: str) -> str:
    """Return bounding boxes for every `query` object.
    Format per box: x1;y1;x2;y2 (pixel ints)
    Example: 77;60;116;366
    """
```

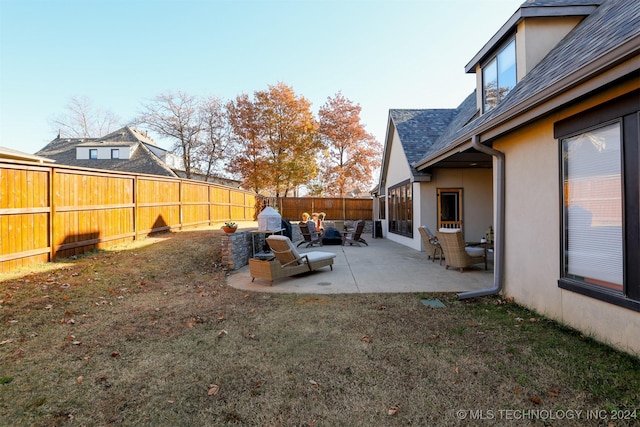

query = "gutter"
458;135;505;299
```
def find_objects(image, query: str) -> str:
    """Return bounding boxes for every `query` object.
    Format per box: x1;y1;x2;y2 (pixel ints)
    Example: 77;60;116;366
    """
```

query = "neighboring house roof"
414;0;639;170
0;146;55;163
36;126;179;177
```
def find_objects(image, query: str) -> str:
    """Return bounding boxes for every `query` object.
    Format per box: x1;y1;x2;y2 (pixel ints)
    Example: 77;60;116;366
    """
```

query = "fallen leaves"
208;384;220;396
529;396;542;405
388;405;399;416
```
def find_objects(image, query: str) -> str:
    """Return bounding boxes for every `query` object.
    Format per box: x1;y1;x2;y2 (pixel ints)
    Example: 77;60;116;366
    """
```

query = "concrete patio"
227;237;494;294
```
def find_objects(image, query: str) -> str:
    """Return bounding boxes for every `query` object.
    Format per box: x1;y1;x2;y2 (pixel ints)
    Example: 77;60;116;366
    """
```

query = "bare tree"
138;92;202;179
196;96;232;180
50;95;120;138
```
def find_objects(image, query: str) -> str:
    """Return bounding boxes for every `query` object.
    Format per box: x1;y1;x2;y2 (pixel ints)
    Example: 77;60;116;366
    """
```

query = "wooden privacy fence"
0;160;257;272
264;197;373;221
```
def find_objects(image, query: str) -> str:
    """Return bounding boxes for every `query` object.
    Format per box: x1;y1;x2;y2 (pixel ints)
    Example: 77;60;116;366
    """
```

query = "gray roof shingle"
36;126;178;177
416;0;639;167
389;108;458;177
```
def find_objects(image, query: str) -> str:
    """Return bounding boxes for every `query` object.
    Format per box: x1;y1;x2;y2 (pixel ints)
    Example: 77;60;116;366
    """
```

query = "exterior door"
438;188;463;231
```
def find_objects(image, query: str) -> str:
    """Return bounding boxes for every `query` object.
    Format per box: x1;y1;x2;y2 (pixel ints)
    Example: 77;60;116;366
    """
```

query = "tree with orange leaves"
227;83;320;197
317;92;382;197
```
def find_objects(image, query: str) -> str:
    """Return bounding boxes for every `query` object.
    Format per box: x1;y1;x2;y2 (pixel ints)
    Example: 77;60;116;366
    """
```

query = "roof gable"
465;0;604;73
389;109;458;166
415;0;639;169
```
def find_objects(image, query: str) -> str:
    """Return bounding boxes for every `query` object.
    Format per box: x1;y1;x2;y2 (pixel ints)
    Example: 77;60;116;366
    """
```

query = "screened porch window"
388;181;413;237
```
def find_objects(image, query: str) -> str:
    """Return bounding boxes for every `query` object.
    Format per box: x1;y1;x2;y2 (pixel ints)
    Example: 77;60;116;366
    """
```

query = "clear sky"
0;0;523;155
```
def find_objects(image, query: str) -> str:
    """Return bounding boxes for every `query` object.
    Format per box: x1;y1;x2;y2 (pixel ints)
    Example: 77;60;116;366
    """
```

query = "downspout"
458;135;505;299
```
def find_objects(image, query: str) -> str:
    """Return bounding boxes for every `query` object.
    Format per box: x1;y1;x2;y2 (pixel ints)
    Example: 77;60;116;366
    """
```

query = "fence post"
343;197;346;221
49;167;56;261
134;176;139;240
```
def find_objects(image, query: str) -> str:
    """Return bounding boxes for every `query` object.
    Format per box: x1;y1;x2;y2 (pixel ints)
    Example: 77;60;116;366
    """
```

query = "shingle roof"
424;92;478;157
389;108;458;177
519;0;603;7
36;126;178;177
416;0;639;168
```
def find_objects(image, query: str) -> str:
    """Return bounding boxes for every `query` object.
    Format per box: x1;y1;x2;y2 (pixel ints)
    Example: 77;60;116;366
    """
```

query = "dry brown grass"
1;227;639;426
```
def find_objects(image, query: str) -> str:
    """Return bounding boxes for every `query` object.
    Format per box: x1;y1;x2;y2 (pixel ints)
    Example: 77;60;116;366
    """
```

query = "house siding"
384;126;417;248
494;81;640;355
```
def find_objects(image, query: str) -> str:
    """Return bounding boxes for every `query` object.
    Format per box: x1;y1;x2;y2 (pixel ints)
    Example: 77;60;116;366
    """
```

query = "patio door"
437;188;463;231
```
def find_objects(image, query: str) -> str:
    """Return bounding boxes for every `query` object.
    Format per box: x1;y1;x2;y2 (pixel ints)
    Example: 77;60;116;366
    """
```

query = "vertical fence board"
273;197;372;221
1;161;372;272
1;162;257;272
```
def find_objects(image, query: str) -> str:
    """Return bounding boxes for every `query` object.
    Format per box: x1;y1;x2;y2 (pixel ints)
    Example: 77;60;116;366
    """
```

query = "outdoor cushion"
464;246;485;257
439;228;461;233
304;251;337;263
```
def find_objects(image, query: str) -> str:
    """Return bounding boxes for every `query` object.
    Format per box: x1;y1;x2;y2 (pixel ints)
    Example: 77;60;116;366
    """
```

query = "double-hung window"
556;91;639;311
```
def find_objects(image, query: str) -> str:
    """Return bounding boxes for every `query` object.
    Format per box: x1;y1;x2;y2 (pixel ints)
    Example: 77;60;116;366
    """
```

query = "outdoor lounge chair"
249;235;336;285
342;220;368;246
418;226;443;265
436;228;486;272
297;221;322;247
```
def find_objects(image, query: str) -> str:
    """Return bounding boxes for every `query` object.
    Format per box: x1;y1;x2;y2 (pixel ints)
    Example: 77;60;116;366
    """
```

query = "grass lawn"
1;228;639;426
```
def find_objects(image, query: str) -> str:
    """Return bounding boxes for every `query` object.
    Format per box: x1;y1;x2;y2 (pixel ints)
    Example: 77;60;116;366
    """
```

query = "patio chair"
418;226;444;265
249;235;336;285
342;220;368;246
297;221;322;247
436;228;486;272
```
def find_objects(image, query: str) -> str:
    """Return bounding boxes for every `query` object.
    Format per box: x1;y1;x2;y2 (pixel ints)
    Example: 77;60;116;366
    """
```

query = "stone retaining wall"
220;220;374;270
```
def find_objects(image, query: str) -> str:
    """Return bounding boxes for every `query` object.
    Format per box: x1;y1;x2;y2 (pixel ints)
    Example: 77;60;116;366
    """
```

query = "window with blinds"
562;123;623;291
556;91;639;311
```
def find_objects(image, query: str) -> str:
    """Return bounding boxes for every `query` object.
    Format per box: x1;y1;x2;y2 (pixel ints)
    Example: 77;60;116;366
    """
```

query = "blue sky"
0;0;523;155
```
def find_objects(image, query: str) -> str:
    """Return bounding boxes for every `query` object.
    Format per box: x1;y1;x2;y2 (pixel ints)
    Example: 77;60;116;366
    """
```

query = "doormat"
421;299;446;308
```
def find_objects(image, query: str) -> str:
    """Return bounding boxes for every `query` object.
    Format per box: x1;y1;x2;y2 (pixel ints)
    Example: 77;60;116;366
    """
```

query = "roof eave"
464;4;599;74
417;36;640;170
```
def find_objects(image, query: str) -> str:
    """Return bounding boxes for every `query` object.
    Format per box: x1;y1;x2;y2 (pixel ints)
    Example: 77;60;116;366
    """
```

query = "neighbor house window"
388;181;413;237
111;149;120;159
89;149;98;159
556;91;639;311
483;39;516;112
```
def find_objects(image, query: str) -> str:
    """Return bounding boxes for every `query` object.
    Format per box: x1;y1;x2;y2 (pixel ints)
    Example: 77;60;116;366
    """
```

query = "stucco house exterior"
376;0;639;355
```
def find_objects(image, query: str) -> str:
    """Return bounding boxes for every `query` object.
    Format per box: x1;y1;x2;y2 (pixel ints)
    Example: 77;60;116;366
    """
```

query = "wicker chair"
418;226;444;265
436;229;486;272
249;235;335;285
342;220;368;246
